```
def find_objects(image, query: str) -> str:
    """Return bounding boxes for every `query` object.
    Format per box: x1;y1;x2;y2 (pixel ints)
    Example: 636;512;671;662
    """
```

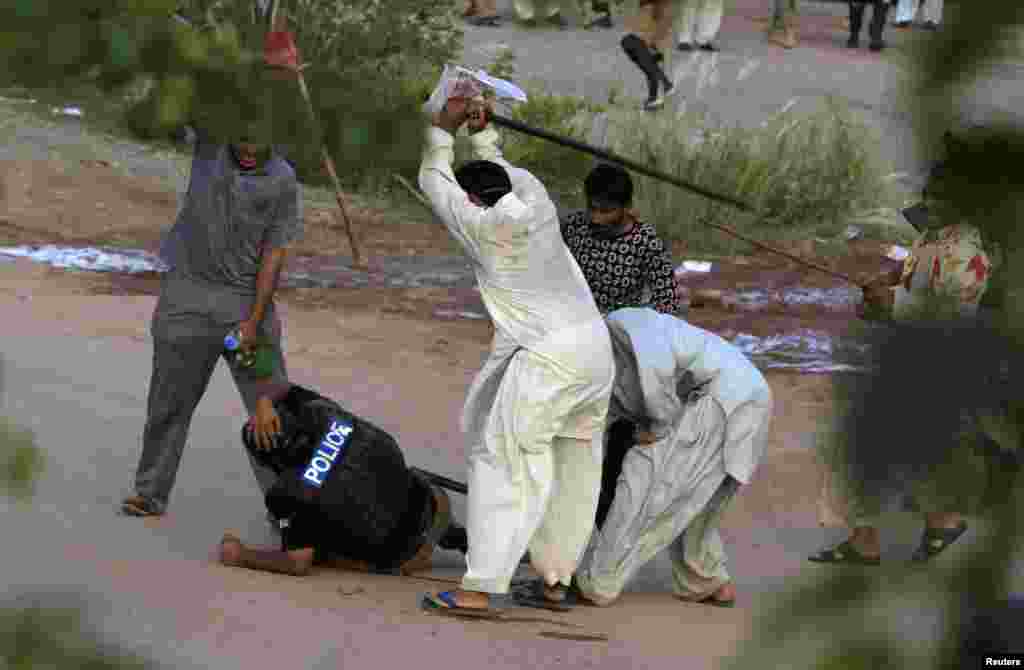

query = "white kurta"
419;125;614;593
574;308;773;603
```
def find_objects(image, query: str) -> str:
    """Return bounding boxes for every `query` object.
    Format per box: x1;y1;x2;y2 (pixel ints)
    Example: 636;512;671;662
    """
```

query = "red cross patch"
967;255;988;282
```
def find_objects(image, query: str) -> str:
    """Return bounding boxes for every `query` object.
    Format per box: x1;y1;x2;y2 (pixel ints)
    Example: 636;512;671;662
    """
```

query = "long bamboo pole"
269;7;365;268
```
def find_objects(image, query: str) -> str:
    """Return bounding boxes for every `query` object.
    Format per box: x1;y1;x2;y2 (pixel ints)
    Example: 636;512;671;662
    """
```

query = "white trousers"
895;0;942;25
675;0;724;45
462;434;603;593
461;351;608;594
575;394;738;604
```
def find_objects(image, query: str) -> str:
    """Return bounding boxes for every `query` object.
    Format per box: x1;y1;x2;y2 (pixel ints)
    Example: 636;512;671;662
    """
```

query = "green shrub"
0;1;462;193
595;97;904;255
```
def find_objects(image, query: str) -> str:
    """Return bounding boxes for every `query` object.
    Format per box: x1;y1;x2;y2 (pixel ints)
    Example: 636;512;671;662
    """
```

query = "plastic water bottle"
224;328;274;378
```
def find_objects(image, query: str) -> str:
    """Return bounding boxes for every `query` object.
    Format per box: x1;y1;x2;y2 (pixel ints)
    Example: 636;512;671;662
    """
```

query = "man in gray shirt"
121;117;303;517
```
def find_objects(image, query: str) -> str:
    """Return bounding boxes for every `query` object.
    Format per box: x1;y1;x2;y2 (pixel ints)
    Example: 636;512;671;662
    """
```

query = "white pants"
461;350;609;594
895;0;942;25
675;0;724;45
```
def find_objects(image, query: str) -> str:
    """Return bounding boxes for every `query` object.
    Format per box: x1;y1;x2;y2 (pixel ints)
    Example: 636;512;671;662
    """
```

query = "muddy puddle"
0;244;885;374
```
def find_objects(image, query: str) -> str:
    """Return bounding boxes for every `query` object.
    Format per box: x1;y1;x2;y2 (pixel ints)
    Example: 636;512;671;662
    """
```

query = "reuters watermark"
979;655;1023;667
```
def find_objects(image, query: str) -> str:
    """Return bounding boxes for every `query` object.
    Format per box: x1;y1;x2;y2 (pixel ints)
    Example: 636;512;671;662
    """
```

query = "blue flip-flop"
420;591;504;619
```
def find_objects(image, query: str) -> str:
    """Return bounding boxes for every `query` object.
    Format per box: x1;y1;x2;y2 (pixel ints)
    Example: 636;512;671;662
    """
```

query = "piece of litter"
886;245;909;262
843;225;863;241
52;106;83;117
676;260;713;274
0;245;167;274
434;309;487;321
338;585;365;596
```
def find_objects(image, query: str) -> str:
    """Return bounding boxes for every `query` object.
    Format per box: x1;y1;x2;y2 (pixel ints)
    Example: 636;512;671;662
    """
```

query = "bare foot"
709;582;736;603
219;533;243;567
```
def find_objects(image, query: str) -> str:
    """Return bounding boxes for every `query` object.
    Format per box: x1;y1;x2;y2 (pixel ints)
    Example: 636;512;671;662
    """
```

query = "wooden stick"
699;219;865;287
271;10;365;268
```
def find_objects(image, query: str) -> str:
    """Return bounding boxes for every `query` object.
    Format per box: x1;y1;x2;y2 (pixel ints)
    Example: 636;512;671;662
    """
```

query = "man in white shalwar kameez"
572;307;772;607
418;89;614;614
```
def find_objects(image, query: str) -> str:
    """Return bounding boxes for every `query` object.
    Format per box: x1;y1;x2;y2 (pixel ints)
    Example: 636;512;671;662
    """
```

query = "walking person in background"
766;0;799;49
463;0;502;26
894;0;941;30
621;0;676;111
587;0;614;29
675;0;725;52
513;0;591;29
847;0;891;51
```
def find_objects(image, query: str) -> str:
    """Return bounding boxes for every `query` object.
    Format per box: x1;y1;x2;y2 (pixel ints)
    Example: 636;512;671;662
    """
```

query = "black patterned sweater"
560;210;680;315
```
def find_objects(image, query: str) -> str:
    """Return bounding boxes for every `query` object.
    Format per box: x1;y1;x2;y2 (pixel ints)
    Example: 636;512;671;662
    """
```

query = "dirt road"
3;256;983;669
2;5;1020;665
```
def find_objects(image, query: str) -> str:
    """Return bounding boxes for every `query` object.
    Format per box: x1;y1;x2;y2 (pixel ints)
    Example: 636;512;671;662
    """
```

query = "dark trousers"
621;34;672;102
132;285;288;513
849;0;889;45
596;419;636;530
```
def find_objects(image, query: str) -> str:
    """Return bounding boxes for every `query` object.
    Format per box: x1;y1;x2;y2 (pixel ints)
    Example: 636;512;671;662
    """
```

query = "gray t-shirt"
157;133;303;326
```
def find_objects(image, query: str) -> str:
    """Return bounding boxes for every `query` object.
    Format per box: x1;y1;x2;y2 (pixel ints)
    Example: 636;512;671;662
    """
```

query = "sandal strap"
914;522;968;559
436;591;459;608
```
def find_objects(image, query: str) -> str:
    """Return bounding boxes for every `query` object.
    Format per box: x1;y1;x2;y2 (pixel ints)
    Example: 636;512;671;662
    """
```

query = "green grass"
557;96;916;257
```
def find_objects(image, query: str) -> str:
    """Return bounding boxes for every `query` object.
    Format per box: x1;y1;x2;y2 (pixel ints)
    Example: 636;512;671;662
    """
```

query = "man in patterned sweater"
561;163;682;316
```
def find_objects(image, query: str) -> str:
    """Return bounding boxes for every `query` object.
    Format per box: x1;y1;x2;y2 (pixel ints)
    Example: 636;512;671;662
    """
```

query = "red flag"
264;30;300;70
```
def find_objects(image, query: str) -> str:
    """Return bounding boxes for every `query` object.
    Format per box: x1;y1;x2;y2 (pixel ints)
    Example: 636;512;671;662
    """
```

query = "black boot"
847;1;865;48
868;0;888;50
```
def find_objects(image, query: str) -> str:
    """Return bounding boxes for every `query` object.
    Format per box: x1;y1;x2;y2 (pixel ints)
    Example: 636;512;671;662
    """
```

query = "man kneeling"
217;383;468;576
572;307;773;607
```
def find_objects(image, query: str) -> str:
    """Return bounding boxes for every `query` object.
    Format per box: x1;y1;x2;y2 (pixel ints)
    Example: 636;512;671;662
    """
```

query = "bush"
593;97;903;255
0;1;462;192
